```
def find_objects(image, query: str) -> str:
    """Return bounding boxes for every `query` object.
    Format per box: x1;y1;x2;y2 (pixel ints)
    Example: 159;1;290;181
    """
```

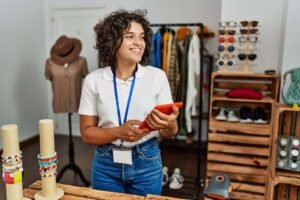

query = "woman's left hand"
145;105;179;134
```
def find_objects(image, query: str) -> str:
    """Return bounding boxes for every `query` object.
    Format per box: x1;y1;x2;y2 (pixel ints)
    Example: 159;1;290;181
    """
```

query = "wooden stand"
56;113;90;186
207;72;279;199
1;124;31;200
35;119;64;200
267;104;300;199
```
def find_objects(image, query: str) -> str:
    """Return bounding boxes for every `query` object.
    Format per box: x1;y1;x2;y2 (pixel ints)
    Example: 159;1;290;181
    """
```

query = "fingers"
146;112;167;130
126;120;142;125
126;129;149;142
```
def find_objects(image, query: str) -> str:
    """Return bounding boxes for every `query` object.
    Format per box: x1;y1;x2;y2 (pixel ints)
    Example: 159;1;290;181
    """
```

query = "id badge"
112;148;132;165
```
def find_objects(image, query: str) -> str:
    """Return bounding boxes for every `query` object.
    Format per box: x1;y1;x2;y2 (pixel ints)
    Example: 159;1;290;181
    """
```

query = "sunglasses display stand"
238;22;259;74
268;105;300;199
217;21;259;74
217;21;236;73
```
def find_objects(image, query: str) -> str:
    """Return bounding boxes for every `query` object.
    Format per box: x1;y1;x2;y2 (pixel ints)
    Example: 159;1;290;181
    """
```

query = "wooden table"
23;181;185;200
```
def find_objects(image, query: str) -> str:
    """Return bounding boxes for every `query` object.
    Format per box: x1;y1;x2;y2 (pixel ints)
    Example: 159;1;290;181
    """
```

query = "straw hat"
50;35;82;65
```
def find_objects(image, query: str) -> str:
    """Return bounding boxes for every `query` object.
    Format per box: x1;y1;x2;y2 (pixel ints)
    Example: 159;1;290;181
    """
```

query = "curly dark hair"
94;9;152;68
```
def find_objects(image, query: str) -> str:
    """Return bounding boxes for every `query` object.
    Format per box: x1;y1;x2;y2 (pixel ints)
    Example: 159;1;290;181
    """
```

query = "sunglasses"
219;21;237;28
240;28;259;34
217;59;235;67
239;36;258;43
240;20;259;27
218;36;235;43
238;53;257;61
218;45;235;53
219;29;236;35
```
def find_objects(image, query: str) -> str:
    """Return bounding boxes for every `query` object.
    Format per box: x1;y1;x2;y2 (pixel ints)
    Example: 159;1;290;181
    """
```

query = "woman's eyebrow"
125;32;145;35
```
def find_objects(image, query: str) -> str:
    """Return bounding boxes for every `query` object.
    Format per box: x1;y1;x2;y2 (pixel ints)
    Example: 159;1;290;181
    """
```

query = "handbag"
282;67;300;105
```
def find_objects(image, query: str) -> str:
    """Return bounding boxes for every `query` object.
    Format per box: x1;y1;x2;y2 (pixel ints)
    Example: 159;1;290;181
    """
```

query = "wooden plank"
207;152;268;167
208;142;270;156
208;133;270;146
231;181;265;194
209;119;271;136
277;184;288;200
207;171;266;184
207;162;266;176
212;94;274;103
289;185;297;200
206;178;265;194
145;194;186;200
230;191;264;200
23;188;96;200
295;112;300;137
29;180;144;200
214;81;271;92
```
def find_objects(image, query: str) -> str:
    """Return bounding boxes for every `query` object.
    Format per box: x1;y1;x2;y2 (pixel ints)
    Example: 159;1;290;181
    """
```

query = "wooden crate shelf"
209;119;271;135
267;104;300;200
207;72;280;200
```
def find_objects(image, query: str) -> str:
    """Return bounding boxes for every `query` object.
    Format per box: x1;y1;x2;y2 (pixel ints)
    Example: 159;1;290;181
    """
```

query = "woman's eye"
125;35;134;39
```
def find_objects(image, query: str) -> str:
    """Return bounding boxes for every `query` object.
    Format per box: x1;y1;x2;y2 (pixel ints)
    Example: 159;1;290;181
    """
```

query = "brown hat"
50;35;82;65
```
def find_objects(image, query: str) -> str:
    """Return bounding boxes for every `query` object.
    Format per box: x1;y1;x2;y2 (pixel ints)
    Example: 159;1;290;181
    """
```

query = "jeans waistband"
110;137;158;149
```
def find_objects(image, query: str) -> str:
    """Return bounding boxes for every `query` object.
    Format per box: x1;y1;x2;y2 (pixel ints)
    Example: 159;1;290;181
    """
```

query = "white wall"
221;0;288;73
281;0;300;72
0;0;48;149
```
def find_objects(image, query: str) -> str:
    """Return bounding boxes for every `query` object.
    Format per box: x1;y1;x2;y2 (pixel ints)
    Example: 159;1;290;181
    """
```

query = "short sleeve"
45;58;52;80
156;71;173;104
78;76;98;116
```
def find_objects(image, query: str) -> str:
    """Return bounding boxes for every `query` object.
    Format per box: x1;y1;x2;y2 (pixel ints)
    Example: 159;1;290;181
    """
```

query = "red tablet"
138;102;183;131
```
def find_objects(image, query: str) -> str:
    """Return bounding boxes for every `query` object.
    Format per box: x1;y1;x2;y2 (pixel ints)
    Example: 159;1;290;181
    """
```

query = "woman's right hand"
117;120;150;142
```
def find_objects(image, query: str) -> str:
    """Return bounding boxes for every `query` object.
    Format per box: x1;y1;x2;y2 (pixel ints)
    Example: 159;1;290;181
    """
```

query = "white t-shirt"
78;64;173;147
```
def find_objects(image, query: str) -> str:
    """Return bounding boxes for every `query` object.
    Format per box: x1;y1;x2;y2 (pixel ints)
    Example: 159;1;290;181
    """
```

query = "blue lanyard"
113;66;137;126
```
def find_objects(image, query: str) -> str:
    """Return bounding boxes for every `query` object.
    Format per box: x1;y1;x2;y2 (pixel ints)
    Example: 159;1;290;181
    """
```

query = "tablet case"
138;102;183;131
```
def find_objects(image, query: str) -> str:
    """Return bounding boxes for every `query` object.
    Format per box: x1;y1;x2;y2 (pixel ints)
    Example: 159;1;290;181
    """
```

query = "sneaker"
169;168;184;189
227;109;239;122
253;106;267;124
215;108;227;121
162;166;169;186
239;106;253;123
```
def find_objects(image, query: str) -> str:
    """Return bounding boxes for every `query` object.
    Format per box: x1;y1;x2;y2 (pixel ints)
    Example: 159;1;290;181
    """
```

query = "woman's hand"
117;120;150;142
145;105;179;137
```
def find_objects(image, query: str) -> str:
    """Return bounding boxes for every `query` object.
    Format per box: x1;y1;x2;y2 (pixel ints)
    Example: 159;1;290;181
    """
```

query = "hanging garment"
166;33;173;76
45;57;88;113
150;32;162;68
185;33;201;133
168;39;180;101
162;32;171;73
176;36;191;135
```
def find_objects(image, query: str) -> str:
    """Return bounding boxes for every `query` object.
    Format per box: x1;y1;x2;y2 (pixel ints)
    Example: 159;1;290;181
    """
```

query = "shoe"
162;166;169;186
239;106;253;123
215;108;227;121
169;168;184;189
227;109;239;122
253;106;267;124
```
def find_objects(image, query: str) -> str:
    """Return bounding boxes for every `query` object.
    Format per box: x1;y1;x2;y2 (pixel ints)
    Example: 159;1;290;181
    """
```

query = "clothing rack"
150;22;208;200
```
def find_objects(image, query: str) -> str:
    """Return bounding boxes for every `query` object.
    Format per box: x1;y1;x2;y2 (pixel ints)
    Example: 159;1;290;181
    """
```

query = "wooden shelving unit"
267;104;300;199
207;72;280;200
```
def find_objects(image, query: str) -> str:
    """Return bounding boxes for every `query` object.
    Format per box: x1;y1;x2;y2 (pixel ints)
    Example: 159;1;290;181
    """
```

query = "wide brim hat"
50;35;82;65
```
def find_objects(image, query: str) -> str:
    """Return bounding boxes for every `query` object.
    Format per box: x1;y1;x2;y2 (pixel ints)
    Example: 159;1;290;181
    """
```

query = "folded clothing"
226;88;263;100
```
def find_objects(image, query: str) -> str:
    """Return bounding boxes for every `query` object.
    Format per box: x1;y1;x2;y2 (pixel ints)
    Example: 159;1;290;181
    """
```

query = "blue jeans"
91;138;162;196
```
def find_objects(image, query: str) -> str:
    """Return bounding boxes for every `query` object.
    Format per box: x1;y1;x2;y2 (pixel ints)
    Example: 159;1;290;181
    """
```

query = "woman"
78;9;179;196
